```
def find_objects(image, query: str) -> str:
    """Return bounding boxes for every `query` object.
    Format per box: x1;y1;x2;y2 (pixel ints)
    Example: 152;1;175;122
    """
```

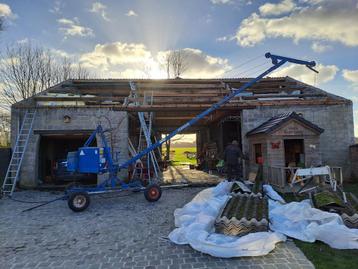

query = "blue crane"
65;53;317;212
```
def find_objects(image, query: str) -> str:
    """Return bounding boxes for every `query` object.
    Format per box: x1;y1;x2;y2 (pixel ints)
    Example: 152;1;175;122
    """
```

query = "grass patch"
294;240;358;269
288;183;358;269
170;147;197;166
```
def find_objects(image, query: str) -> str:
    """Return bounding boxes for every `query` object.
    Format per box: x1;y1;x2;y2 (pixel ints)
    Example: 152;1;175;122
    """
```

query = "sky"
0;0;357;135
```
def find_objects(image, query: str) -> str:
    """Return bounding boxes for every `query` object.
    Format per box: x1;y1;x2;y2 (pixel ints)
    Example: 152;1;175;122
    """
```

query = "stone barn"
9;77;355;189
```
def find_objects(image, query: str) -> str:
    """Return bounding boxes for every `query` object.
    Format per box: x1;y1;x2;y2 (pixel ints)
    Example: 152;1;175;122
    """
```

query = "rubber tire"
68;192;90;212
144;184;162;202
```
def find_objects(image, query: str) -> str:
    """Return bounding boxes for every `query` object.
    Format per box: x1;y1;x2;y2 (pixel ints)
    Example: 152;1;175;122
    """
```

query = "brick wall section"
11;107;128;187
241;104;355;178
350;145;358;182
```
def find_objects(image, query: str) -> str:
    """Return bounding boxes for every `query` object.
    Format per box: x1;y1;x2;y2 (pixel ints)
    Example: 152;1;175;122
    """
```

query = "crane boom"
118;52;316;169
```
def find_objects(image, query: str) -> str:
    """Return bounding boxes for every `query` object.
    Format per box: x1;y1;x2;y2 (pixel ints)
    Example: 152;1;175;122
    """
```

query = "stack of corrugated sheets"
215;192;268;236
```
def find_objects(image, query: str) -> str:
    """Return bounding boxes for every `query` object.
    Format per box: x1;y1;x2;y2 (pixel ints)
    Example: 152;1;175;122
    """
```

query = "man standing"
223;140;244;181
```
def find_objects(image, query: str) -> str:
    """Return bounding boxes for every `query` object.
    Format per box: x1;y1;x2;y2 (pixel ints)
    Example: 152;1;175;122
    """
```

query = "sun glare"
148;61;166;79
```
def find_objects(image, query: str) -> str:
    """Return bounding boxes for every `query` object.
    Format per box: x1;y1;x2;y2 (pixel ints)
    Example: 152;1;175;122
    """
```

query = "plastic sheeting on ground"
169;181;358;258
264;185;358;249
168;182;286;257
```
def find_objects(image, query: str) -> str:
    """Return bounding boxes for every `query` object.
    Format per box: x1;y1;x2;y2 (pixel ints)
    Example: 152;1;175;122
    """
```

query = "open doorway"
161;133;197;167
284;139;305;167
222;121;241;149
39;135;97;185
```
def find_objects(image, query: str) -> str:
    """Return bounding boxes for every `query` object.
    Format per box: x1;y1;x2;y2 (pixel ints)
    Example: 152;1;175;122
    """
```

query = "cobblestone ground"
0;188;314;269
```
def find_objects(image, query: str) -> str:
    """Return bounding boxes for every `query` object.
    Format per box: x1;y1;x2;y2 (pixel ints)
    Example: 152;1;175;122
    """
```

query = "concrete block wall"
350;145;358;182
241;104;355;179
11;107;128;187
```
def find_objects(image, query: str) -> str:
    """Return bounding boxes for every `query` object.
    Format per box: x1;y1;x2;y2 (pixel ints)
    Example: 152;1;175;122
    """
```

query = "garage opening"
39;134;97;185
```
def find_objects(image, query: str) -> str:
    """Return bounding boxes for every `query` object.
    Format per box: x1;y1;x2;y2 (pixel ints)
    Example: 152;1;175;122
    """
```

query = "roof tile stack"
215;183;269;236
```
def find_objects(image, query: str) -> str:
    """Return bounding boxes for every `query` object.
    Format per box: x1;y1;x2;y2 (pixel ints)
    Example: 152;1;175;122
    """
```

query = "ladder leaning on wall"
129;82;161;180
1;109;37;197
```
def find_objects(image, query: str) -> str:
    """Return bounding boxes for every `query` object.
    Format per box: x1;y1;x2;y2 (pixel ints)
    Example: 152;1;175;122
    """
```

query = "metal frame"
290;165;337;194
66;52;317;197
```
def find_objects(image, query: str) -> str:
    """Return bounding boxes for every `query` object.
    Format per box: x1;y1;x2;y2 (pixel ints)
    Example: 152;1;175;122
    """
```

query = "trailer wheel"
144;184;162;202
68;192;90;212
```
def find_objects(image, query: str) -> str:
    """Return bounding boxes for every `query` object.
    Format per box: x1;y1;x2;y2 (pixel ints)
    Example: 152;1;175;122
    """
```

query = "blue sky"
0;0;357;135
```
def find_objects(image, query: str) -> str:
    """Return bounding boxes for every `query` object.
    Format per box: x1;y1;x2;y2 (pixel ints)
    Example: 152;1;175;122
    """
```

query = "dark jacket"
224;144;243;165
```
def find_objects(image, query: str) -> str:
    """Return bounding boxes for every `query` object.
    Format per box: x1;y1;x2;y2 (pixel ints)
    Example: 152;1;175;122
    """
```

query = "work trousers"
227;164;240;181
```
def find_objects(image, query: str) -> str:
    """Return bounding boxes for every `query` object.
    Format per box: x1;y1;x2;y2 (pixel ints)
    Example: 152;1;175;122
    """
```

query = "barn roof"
14;76;351;109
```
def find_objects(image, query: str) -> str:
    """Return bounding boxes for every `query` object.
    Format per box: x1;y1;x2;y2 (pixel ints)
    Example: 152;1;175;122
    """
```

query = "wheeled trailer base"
67;183;162;212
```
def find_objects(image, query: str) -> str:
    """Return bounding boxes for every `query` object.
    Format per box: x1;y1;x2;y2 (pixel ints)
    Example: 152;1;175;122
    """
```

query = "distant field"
170;147;197;166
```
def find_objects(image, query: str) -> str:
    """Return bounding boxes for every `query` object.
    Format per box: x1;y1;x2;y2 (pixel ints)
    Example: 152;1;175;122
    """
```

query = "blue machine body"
78;147;100;173
67;147;108;174
67;151;78;172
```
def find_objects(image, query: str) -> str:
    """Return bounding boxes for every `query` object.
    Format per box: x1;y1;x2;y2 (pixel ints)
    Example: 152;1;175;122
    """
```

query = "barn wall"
350;145;358;182
11;107;128;187
241;103;354;178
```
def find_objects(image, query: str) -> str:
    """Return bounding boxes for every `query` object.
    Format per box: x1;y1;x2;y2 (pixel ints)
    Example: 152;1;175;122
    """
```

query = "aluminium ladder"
128;138;144;180
129;82;160;179
1;109;37;197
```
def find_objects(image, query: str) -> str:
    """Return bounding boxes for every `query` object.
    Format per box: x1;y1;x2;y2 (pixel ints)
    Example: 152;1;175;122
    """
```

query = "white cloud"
259;0;296;16
50;49;71;58
343;69;358;92
90;2;109;21
58;18;94;38
216;36;228;42
342;69;358;83
49;1;63;14
79;42;230;78
236;0;358;47
272;63;339;85
126;10;138;17
16;38;29;44
311;42;332;53
157;48;231;78
210;0;232;4
216;34;235;42
81;42;152;66
0;3;12;17
80;42;157;78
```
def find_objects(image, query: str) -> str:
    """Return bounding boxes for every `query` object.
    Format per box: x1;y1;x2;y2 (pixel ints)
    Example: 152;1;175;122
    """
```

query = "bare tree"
0;113;10;147
0;43;90;109
164;49;189;79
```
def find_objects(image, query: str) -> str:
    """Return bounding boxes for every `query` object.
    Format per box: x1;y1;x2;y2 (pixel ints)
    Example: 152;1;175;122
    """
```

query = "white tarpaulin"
168;182;286;257
169;181;358;258
264;185;358;249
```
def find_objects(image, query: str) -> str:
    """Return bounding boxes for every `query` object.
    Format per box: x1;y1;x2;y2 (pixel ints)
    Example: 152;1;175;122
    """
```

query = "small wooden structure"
246;112;326;189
